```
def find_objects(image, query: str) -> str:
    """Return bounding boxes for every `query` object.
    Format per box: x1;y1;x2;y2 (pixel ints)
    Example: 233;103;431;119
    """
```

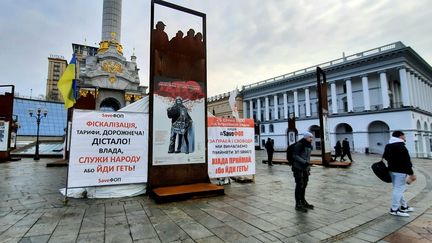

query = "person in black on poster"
265;138;274;166
341;138;354;162
167;97;192;154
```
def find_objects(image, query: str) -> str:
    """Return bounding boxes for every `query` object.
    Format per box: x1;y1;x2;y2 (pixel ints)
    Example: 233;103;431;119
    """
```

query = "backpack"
286;142;298;165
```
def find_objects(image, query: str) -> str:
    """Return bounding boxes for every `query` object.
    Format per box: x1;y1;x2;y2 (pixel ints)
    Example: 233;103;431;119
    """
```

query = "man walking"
341;138;354;162
333;140;342;161
383;131;416;217
292;132;314;212
265;138;274;166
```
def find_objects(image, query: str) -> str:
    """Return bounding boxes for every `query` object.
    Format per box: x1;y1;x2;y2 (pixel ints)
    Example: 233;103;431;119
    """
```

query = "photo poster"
208;117;256;178
151;1;206;166
152;78;206;165
67;109;148;188
0;121;9;151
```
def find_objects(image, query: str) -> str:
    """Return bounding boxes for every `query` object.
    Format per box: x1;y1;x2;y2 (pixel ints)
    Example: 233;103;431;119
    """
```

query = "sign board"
148;0;209;188
68;110;148;188
152;81;206;165
0;121;9;151
208;117;255;178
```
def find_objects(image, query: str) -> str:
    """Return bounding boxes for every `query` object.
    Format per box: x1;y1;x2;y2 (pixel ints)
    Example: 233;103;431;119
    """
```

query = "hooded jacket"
292;138;313;171
383;137;414;175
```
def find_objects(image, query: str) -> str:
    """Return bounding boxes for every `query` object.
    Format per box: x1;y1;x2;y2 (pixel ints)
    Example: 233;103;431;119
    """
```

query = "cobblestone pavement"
0;151;431;243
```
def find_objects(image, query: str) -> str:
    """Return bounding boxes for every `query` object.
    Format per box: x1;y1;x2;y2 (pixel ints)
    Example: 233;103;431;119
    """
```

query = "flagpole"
63;54;77;206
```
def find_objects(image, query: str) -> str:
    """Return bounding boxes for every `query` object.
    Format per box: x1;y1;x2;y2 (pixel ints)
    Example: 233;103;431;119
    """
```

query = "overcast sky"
1;0;432;98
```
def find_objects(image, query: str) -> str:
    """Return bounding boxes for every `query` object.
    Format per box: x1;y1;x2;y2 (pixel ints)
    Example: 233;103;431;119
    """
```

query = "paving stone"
152;221;189;242
351;232;383;242
129;223;159;240
178;222;214;240
24;223;58;237
48;234;77;243
210;226;247;242
195;215;225;229
79;215;105;233
133;238;162;243
195;235;224;243
76;231;105;243
51;223;81;238
1;225;34;239
224;219;263;236
19;234;51;243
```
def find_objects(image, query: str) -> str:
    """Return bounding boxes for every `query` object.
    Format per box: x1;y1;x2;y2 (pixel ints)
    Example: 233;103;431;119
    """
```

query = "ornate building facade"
75;0;146;111
242;42;432;158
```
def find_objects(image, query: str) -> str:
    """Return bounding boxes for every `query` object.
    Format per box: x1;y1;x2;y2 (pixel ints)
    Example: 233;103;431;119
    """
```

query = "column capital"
377;70;387;74
360;74;368;78
345;78;352;82
397;65;407;70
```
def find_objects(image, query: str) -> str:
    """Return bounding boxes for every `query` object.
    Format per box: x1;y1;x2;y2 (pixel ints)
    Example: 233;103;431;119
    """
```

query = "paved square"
0;151;431;242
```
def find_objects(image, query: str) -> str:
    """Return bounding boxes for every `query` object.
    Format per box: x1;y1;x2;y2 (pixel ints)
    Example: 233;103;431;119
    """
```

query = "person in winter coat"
265;138;274;166
333;140;342;161
341;138;354;162
292;132;314;212
383;130;416;217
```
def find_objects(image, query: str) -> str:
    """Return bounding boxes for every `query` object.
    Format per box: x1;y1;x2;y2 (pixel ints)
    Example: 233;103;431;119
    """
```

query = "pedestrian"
383;131;416;217
333;140;342;161
292;132;314;212
341;138;354;162
265;138;274;166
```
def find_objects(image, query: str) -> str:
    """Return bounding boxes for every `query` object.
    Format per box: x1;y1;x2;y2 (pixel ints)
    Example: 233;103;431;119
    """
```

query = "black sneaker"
389;208;409;217
295;205;308;213
400;206;414;213
304;203;314;210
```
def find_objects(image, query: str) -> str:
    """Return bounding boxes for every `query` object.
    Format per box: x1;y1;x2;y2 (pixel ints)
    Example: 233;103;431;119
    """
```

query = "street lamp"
29;108;48;160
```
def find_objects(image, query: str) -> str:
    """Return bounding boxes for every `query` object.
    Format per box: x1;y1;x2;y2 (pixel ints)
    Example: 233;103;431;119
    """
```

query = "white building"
242;42;432;158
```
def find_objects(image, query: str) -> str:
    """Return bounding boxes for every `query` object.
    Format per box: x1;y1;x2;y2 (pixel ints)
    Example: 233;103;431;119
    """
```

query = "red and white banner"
208;117;255;178
68;110;148;188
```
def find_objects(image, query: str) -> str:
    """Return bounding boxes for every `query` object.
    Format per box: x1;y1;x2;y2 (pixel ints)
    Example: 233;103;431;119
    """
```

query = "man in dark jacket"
333;140;342;161
292;132;314;212
265;138;274;166
383;131;416;217
341;138;354;162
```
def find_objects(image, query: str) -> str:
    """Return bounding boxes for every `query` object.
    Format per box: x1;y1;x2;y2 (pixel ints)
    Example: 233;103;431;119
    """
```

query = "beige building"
207;92;244;118
46;55;68;101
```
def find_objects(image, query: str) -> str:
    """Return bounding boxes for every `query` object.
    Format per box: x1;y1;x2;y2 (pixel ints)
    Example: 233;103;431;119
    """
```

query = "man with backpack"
383;131;416;217
290;132;314;212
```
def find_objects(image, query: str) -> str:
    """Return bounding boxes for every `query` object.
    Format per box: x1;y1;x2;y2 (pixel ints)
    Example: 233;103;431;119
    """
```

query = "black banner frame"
316;67;332;166
148;0;208;188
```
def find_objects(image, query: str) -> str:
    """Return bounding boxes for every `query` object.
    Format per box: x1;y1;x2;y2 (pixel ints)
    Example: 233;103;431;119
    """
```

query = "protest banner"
208;117;255;178
68;110;148;188
0;121;9;151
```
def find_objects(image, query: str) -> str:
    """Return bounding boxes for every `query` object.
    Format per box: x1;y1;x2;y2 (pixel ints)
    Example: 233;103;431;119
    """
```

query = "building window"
269;124;274;133
343;84;347;93
261;125;265;133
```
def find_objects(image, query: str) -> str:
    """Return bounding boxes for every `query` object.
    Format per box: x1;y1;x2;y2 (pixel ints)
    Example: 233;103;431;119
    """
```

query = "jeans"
293;168;309;205
390;172;408;211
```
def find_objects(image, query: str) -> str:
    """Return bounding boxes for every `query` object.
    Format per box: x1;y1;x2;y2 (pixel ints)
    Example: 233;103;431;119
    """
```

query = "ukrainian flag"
58;54;77;109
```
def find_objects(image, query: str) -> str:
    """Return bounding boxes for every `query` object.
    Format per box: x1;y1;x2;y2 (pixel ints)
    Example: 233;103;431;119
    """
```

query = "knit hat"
303;132;314;138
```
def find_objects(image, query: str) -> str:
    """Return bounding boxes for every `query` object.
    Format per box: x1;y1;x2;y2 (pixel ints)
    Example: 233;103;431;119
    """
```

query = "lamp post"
29;108;48;160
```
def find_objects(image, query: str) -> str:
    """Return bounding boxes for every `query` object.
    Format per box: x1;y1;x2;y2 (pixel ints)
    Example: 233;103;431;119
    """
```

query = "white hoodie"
388;137;404;144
